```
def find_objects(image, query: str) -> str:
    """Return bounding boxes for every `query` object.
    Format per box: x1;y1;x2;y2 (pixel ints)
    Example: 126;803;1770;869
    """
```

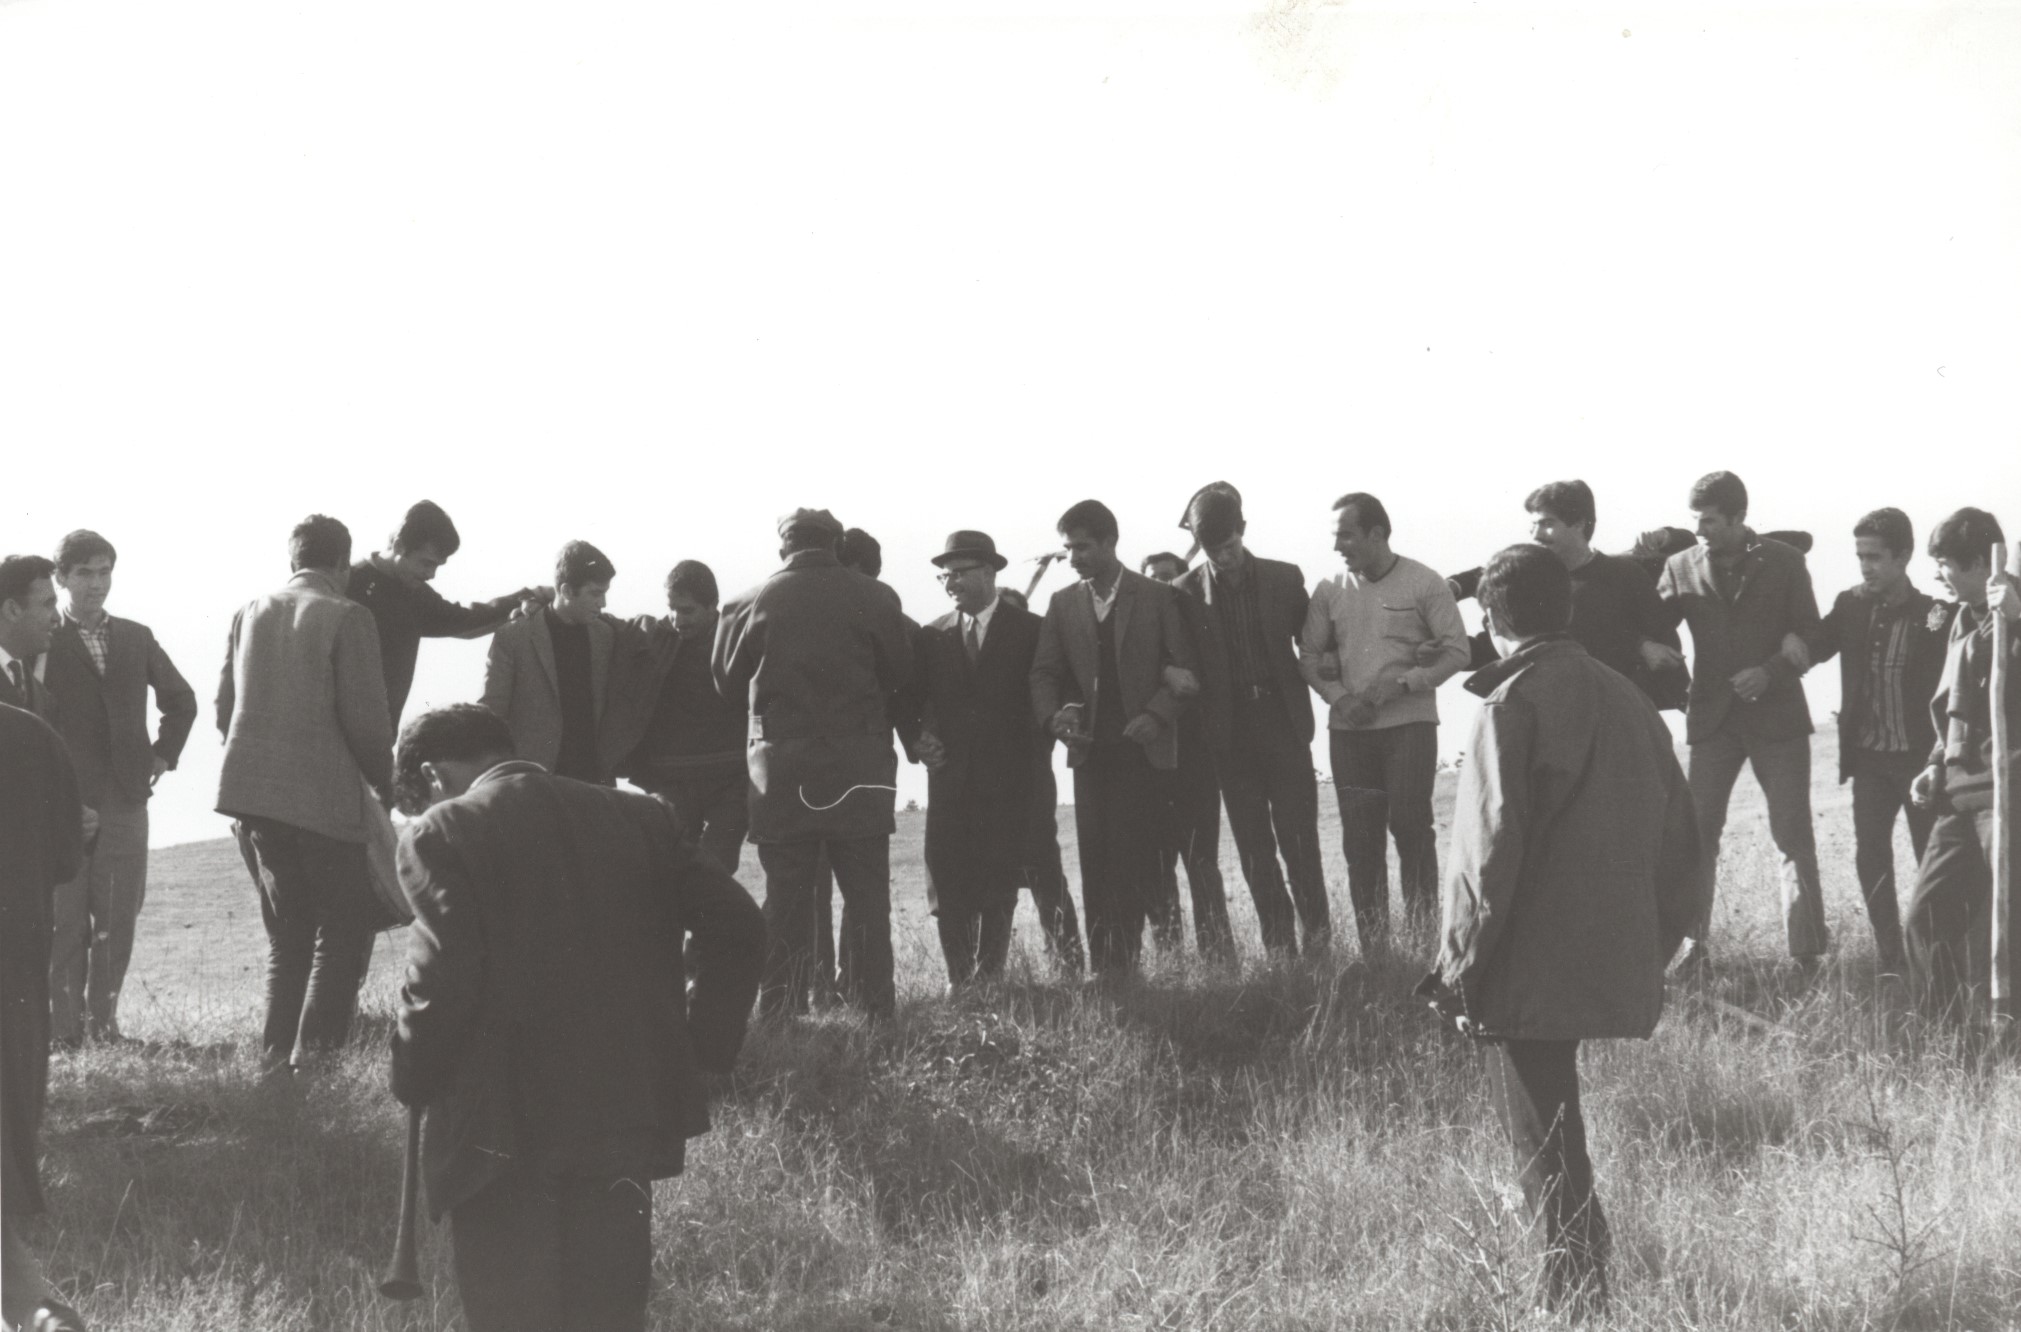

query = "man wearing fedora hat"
913;531;1074;988
714;508;915;1020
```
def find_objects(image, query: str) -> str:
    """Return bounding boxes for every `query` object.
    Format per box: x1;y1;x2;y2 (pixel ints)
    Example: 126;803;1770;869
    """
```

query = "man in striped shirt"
1801;508;1955;971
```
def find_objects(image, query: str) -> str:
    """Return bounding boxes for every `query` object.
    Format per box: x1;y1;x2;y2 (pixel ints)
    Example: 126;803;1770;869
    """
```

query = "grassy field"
26;739;2021;1330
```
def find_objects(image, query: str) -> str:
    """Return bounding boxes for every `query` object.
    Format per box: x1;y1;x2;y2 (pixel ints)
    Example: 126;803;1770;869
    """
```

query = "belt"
1234;684;1277;701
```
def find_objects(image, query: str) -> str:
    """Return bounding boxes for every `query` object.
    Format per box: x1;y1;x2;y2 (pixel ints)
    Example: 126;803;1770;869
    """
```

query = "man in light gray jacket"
217;514;394;1073
1421;543;1702;1319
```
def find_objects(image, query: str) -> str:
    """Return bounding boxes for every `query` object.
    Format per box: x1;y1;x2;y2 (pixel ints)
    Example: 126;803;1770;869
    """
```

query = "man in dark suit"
1141;550;1233;960
714;508;915;1020
1173;488;1331;957
346;500;545;729
217;515;395;1071
912;531;1056;988
1031;500;1197;977
1;704;90;1332
389;704;764;1332
0;555;62;721
1656;471;1826;972
482;541;628;783
1798;508;1956;971
620;560;751;875
42;530;198;1046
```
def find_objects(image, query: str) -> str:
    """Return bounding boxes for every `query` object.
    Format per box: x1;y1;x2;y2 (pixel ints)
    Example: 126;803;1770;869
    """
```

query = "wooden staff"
1991;541;2018;1019
379;1106;425;1300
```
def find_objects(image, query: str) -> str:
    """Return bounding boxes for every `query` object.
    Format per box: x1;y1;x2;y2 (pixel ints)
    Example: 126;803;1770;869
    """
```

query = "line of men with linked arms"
2;471;2015;1328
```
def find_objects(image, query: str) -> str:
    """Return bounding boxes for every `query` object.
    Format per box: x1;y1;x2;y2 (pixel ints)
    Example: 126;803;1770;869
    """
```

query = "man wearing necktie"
0;556;63;723
912;532;1060;989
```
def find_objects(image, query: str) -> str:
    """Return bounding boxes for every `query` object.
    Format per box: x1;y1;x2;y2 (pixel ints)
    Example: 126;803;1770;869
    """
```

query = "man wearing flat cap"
714;508;916;1020
911;532;1068;988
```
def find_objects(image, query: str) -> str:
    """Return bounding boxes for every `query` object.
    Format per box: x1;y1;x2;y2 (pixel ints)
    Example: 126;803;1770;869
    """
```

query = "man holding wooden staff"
388;704;764;1332
1905;508;2020;1019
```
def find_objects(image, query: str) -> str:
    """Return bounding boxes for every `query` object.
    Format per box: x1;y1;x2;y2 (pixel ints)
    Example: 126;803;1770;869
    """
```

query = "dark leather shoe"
33;1298;90;1332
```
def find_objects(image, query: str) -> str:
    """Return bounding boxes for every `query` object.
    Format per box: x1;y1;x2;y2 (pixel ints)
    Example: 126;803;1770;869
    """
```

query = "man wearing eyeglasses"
912;532;1070;989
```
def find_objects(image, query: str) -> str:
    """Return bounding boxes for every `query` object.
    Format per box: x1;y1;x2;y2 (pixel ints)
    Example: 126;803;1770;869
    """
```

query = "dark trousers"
1018;807;1086;974
1905;803;2014;1019
449;1166;653;1332
649;767;750;877
757;836;892;1018
1490;1039;1610;1316
1072;742;1166;975
1154;732;1234;960
1217;696;1330;956
935;906;1016;988
1328;722;1439;954
233;817;376;1065
1848;748;1936;967
1685;723;1828;956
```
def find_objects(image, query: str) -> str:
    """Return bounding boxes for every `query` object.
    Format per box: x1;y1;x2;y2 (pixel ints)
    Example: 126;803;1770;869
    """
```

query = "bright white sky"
4;0;2017;847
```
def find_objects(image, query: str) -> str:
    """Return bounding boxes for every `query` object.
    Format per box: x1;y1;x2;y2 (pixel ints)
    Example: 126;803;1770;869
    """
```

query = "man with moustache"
911;531;1059;988
346;500;545;730
1030;500;1197;976
1905;508;2019;1018
1656;471;1826;974
622;560;752;875
1174;487;1330;958
42;530;198;1046
1800;508;1955;971
715;508;915;1020
1298;493;1470;954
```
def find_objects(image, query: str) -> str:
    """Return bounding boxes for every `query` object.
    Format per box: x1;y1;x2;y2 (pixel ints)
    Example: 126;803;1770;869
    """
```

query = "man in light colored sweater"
1299;492;1469;955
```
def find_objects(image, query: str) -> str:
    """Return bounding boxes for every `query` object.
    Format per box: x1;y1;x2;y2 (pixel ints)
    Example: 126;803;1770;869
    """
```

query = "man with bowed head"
1030;499;1198;977
714;508;915;1020
1422;543;1702;1319
388;704;764;1332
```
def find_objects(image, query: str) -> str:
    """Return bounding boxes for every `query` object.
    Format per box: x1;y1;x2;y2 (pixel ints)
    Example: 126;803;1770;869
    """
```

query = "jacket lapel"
55;623;98;685
589;618;612;720
1069;584;1099;693
531;612;559;702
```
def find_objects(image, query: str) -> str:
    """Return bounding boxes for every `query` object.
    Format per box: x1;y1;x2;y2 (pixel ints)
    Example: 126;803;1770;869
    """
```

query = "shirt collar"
0;642;44;682
470;759;548;793
289;568;347;597
963;594;1001;632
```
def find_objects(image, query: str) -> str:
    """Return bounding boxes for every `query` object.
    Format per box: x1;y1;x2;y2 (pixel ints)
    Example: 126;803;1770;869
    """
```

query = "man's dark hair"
394;500;461;557
1331;492;1392;540
780;521;839;554
555;540;616;590
1927;507;2004;568
1057;499;1119;545
1477;543;1573;640
1687;471;1749;522
664;559;719;608
839;528;883;578
0;554;57;609
289;515;352;573
1186;489;1245;548
394;703;517;815
53;530;117;574
1140;552;1185;578
1852;507;1915;560
1524;480;1596;541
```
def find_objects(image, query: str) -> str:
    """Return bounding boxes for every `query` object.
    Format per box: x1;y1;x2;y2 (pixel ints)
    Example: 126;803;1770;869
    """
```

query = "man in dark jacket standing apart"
389;705;764;1332
913;531;1057;989
1657;471;1825;972
715;508;915;1020
1424;544;1702;1319
43;529;198;1047
1173;487;1330;957
1799;508;1956;971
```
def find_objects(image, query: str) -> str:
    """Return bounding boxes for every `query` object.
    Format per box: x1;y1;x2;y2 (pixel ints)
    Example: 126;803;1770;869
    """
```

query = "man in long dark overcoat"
912;531;1056;988
2;703;89;1332
714;509;915;1019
